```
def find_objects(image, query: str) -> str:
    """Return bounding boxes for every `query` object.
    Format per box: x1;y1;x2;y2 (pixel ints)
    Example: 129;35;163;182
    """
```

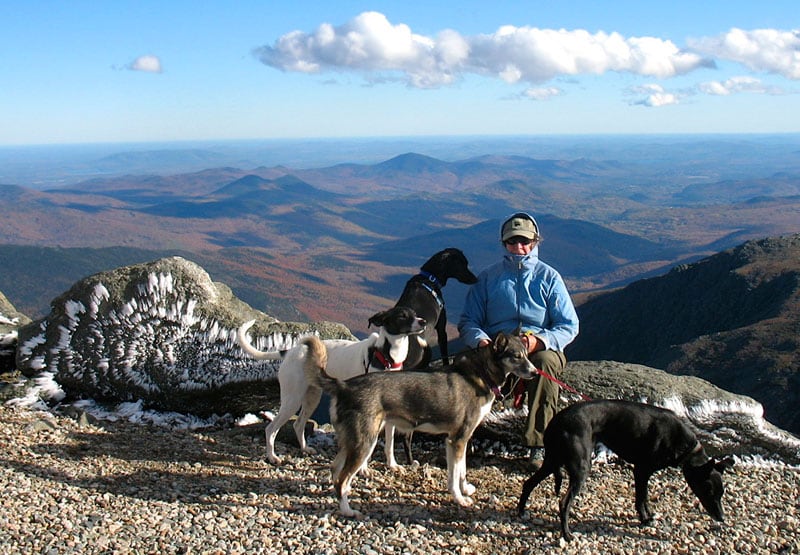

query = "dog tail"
302;335;328;375
301;336;346;398
236;320;284;361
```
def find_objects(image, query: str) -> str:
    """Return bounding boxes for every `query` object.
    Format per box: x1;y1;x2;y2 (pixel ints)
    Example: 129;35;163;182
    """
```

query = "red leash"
512;367;591;408
535;367;592;401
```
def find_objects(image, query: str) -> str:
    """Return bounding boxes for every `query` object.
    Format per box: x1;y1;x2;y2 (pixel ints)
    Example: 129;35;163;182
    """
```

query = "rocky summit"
2;253;799;467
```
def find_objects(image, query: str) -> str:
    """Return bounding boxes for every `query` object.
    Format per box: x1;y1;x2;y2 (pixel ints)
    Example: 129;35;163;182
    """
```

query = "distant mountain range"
1;143;799;433
2;149;799;331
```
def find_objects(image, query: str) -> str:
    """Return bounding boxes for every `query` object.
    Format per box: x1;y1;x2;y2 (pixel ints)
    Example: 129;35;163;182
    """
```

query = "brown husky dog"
303;332;535;517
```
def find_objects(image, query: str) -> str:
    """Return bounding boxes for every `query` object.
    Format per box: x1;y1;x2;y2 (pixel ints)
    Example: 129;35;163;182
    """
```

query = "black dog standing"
517;399;734;541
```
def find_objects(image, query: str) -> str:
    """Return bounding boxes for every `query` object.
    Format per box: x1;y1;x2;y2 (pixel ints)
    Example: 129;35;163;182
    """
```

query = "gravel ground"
0;404;798;554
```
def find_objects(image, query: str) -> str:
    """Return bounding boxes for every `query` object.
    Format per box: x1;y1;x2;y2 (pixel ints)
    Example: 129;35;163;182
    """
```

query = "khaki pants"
524;350;567;448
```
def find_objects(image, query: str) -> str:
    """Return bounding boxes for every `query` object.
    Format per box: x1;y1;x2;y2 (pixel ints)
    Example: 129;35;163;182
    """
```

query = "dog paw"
455;496;474;507
302;446;317;455
340;506;363;519
358;466;375;478
462;483;476;496
639;513;658;526
266;455;283;465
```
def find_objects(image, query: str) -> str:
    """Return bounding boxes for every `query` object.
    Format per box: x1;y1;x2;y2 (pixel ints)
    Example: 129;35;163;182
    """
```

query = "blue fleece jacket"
458;248;579;351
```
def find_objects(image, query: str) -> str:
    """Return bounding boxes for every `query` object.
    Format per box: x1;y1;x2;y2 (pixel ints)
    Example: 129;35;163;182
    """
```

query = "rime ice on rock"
0;291;31;373
15;256;353;416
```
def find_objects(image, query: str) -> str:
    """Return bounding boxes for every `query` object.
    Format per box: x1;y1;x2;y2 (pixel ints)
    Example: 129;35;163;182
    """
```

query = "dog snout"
414;317;427;332
523;358;537;378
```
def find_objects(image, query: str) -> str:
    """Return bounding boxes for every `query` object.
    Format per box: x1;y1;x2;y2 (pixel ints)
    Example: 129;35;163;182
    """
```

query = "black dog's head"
422;248;478;285
368;306;426;336
683;456;735;521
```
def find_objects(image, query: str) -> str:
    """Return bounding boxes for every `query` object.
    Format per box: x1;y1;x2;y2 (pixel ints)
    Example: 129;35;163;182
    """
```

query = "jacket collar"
503;246;540;265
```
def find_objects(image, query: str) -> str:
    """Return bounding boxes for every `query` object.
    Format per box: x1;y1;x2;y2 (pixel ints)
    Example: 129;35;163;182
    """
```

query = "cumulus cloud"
522;86;563;100
629;84;681;107
467;26;710;83
253;11;463;88
689;28;800;79
628;76;786;107
253;11;712;88
697;76;783;96
128;55;163;73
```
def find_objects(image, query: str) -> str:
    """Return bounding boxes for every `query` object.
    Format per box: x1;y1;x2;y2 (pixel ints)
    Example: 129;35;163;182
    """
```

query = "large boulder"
15;256;353;416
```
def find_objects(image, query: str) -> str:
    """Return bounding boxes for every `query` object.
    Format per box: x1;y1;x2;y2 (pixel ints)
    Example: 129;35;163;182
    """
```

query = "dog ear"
368;310;387;328
714;456;735;473
492;332;508;352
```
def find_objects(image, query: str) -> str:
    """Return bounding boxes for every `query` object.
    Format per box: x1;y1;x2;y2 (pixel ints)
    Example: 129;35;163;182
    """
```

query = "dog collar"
418;270;442;288
370;349;403;371
677;441;704;465
476;364;503;400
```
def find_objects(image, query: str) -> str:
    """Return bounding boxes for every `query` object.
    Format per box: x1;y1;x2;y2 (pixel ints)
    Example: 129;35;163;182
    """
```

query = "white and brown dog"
237;306;425;465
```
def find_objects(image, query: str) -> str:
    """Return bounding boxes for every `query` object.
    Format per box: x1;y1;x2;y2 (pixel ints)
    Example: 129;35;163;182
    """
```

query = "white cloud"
522;86;563;100
689;28;800;79
697;76;783;96
253;11;711;89
129;55;163;73
467;27;709;83
629;84;681;107
253;11;461;88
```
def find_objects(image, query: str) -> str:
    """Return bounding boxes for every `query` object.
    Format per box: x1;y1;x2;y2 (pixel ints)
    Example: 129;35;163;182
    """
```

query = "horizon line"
4;131;800;150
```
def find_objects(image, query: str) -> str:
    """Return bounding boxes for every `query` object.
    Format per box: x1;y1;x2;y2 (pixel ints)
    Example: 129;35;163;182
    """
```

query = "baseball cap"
501;213;540;242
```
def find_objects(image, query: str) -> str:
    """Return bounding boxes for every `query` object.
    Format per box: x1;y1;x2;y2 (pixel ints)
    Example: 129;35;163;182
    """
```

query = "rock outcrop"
14;256;353;416
483;360;800;465
570;234;800;435
1;291;30;372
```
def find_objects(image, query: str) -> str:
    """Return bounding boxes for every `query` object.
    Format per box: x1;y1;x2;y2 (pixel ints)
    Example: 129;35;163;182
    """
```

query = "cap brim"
502;230;537;241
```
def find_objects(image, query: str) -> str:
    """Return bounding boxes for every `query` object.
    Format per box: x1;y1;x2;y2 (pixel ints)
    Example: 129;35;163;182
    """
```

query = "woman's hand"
521;333;542;354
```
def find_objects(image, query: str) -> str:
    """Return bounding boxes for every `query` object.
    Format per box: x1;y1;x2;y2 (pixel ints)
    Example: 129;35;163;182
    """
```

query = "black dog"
395;247;477;369
517;399;734;541
391;247;477;464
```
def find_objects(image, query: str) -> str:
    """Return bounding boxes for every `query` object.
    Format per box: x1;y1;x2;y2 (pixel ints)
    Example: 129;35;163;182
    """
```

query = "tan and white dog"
237;306;425;465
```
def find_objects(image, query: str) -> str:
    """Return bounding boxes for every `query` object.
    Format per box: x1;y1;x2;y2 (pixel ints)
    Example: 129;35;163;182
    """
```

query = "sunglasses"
504;236;533;245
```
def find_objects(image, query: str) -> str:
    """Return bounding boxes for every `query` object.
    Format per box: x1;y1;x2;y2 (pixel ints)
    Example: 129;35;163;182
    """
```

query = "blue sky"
2;1;799;145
